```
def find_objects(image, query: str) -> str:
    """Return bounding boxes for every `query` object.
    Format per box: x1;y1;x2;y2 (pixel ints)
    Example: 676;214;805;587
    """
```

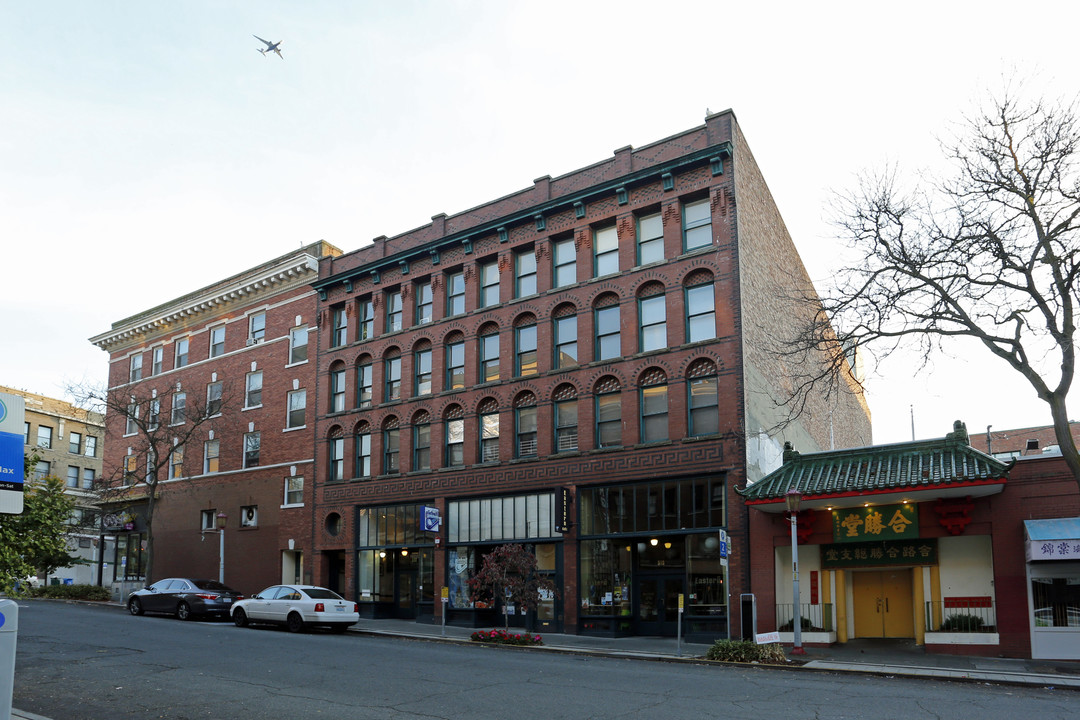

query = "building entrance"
853;569;914;638
635;572;684;636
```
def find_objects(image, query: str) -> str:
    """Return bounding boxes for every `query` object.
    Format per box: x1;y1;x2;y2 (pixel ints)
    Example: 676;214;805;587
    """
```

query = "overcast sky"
3;1;1076;445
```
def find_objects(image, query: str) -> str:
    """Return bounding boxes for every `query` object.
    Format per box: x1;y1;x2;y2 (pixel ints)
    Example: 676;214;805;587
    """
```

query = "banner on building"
0;392;26;515
832;503;918;543
821;538;938;569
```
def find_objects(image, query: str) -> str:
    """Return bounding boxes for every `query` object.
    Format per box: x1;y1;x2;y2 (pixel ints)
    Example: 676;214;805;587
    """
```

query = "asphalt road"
10;599;1079;719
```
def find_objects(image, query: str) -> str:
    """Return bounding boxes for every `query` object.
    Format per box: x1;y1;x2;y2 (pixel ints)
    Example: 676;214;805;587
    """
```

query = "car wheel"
128;598;144;616
286;613;305;633
233;608;248;628
176;601;192;621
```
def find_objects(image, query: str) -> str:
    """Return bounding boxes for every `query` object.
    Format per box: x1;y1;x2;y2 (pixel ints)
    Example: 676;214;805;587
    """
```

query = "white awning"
1025;518;1080;561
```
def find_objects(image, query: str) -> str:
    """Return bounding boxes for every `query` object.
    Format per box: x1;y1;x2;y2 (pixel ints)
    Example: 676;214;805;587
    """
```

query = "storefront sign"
421;506;441;532
821;538;938;569
555;487;572;533
0;393;25;515
832;503;918;543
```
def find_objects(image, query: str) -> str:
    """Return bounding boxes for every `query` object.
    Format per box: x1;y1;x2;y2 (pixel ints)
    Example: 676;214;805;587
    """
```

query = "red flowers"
470;628;544;646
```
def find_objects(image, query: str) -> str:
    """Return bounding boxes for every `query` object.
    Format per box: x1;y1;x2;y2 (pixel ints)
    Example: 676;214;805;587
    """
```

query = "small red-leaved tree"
467;543;556;632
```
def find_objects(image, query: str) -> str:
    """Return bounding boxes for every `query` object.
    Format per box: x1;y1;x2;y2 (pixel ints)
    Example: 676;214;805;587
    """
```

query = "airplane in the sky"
253;35;283;58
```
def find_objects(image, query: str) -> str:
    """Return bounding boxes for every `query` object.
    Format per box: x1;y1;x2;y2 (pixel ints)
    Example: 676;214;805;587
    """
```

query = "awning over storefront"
1024;518;1080;561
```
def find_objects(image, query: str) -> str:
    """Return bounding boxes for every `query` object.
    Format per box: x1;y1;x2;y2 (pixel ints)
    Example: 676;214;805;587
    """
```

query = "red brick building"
743;421;1080;660
309;111;871;639
91;242;341;597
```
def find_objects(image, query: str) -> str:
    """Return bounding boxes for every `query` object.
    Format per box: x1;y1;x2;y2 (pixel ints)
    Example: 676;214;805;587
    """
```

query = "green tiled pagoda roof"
739;434;1011;504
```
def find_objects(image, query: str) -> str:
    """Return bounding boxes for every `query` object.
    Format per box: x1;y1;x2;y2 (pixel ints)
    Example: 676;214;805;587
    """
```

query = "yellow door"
852;570;915;638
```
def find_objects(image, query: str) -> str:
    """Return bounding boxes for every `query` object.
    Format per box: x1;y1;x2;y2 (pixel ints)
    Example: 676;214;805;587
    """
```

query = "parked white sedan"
231;585;359;633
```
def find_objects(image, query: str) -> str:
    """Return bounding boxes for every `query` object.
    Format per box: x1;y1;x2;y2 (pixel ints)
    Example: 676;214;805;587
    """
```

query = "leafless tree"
784;86;1080;487
67;379;237;584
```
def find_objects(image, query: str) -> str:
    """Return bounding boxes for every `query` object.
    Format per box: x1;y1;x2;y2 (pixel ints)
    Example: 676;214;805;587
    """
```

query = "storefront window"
580;477;725;535
687;532;727;620
356;549;392;603
1032;576;1080;627
114;533;146;581
448;546;477;609
579;539;633;618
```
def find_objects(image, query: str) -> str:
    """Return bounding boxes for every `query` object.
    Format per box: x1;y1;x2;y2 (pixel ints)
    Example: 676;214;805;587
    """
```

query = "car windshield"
192;580;234;592
304;588;344;600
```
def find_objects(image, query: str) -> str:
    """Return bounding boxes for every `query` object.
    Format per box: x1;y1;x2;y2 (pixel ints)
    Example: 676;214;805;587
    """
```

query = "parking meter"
0;599;18;719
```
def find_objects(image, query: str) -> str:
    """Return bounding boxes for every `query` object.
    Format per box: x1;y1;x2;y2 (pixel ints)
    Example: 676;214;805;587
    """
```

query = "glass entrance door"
635;574;683;636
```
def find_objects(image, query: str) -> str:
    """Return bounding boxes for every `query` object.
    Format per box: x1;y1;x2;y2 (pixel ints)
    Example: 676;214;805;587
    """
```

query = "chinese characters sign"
832;504;917;543
821;538;938;569
1026;539;1080;561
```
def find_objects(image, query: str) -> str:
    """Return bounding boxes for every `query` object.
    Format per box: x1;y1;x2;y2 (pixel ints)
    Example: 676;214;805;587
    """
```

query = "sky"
2;1;1077;445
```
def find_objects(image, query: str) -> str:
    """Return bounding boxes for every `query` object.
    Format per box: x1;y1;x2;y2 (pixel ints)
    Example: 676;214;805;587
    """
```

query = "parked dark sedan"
127;578;244;620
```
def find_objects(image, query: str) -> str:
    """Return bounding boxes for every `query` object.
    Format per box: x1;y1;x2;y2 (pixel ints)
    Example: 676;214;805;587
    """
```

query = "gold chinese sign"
821;538;938;569
831;504;918;543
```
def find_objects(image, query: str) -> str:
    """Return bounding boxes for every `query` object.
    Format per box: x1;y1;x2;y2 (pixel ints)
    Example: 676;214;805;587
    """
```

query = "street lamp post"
785;489;805;655
215;512;227;584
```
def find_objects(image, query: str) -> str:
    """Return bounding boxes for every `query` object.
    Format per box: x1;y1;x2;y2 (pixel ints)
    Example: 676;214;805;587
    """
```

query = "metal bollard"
0;599;18;720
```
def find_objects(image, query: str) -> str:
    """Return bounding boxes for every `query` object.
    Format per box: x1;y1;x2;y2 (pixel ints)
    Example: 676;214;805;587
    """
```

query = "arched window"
553;304;578;370
382;417;400;474
594;376;622;449
478;398;500;463
444;405;465;467
687;359;719;436
514;392;537;458
514;314;538;377
355;421;372;478
355;354;373;409
329;361;347;413
638;282;667;353
414;340;433;397
327;427;345;481
639;368;669;443
445;331;466;391
413;410;431;471
594;293;621;362
684;270;716;343
552;384;578;453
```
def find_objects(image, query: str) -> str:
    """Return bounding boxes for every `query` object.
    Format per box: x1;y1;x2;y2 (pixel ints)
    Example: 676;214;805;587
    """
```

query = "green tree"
467;543;556;632
0;454;79;595
786;86;1080;486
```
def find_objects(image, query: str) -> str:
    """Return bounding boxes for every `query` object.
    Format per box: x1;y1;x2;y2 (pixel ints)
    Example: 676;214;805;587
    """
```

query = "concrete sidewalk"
348;616;1080;690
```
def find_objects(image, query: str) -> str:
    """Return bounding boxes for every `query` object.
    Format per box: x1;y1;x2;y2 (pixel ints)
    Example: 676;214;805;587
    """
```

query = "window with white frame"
175;337;189;368
639;369;669;444
515;248;537;297
686;281;716;343
357;300;374;341
249;312;266;343
68;431;82;455
246;371;263;408
85;436;97;457
171;392;187;425
129;354;143;382
446;336;465;390
209;325;226;358
414;346;432;396
204;439;220;474
241;505;258;527
593;225;618;277
244;432;260;468
687;359;719;437
37;425;53;449
479;261;499;308
201;509;218;531
206;381;223;416
355;425;372;477
595;303;621;361
637;212;664;265
287;389;307;429
170;446;184;478
356;361;373;408
413;412;431;471
446;271;465;317
479;330;499;383
639;291;667;352
515;395;537;459
386;290;403;333
515;323;537;377
595;377;622;449
328;433;345;481
66;465;79;488
151;346;164;376
329;367;346;412
383;422;400;474
147;398;160;430
479;400;499;463
289;327;309;364
682;197;712;250
445;408;464;467
554;392;578;452
331;307;347;347
384;355;402;401
416;280;433;325
284;476;304;506
125;405;138;435
554;312;578;369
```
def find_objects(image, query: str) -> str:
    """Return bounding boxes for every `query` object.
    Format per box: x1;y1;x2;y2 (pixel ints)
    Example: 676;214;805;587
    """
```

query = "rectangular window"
34;460;50;481
515;406;537;458
414;423;431;471
446;340;465;390
385;357;402;401
209;325;226;358
384;428;400;474
171;392;187;425
330;369;346;412
356;363;373;408
287;389;307;429
446;272;465;317
596;393;622;448
285;476;304;505
170;446;184;479
201;509;218;531
480;261;499;308
246;371;263;408
683;198;712;250
151;346;164;376
68;431;82;455
515;325;537;377
331;307;348;347
249;312;266;343
66;465;79;488
358;300;374;341
416;281;434;325
595;305;621;361
555;315;578;369
386;290;403;333
515;249;537;297
129;355;143;383
175;337;189;368
480;332;499;383
593;225;619;277
84;436;97;457
206;382;223;416
639;295;667;352
689;376;719;436
415;349;432;396
480;412;499;463
81;467;95;489
356;432;371;477
120;457;135;484
555;399;578;452
446;419;464;467
328;436;344;480
204;439;220;474
244;432;261;468
686;283;716;343
125;404;138;435
147;398;160;430
637;212;664;265
640;385;669;443
240;505;258;528
553;238;576;288
289;327;309;364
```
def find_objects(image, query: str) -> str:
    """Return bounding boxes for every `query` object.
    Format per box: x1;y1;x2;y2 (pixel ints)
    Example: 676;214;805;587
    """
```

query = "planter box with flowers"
470;629;544;646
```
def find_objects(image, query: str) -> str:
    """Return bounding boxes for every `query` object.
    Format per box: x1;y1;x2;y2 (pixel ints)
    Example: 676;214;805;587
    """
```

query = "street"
12;599;1078;719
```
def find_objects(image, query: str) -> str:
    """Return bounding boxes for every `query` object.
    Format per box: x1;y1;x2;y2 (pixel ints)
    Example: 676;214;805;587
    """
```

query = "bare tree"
786;86;1080;487
67;379;237;584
